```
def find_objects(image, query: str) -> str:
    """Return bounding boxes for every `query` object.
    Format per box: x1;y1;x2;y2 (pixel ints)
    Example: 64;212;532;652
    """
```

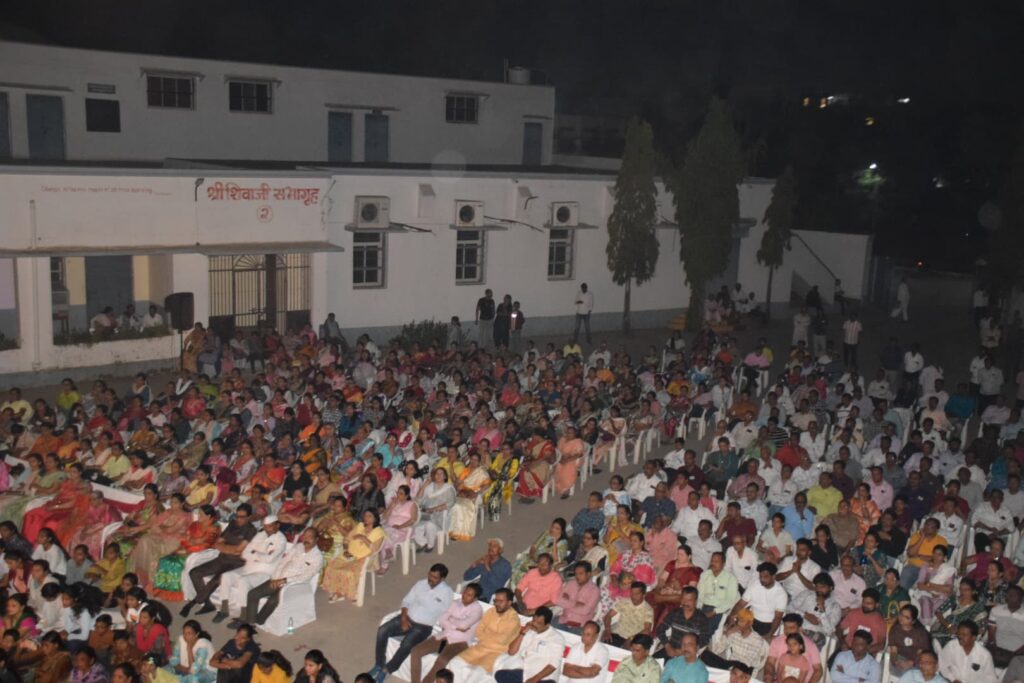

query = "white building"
0;163;869;381
0;40;554;165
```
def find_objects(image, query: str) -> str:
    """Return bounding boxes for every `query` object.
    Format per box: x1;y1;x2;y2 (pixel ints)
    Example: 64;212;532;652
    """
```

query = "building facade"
0;41;555;165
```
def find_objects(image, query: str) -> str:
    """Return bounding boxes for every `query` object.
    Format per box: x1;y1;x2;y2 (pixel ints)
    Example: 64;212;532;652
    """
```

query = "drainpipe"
28;200;42;371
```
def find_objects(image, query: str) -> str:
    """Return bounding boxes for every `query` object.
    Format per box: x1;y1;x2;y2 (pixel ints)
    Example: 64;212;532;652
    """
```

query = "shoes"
560;492;570;500
368;666;382;681
212;611;228;624
591;467;603;475
328;594;345;604
226;618;242;630
179;601;195;618
196;601;216;616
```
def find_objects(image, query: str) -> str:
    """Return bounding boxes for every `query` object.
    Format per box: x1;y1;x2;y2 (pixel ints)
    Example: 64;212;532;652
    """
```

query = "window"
146;75;194;109
50;257;66;289
229;80;272;113
85;98;121;132
352;232;386;288
445;94;479;124
547;229;574;279
455;230;485;284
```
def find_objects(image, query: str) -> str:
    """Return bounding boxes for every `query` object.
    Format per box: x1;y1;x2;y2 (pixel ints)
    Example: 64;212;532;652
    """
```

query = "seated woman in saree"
23;462;92;544
276;488;312;541
592;407;626;469
482;444;520;521
157;459;191;501
280;462;313;503
563;528;609;578
379;485;419;573
182;466;216;512
117;451;158;492
228;440;260;489
127;493;192;590
609;527;656;584
448;451;492;542
510;518;570;586
646;544;702;628
411;468;456;552
329;444;366;496
321;508;386;603
152;504;221;601
0;453;64;526
384;461;423;506
349;473;385;520
314;495;357;563
603;503;643;569
515;429;557;503
245;454;286;498
67;489;123;561
553;426;586;499
298;434;328;476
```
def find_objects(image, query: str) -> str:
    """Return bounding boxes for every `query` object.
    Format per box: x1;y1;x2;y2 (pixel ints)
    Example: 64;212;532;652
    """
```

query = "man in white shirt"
664;438;687;471
867;370;892;404
799;421;827;462
891;277;910;321
841;313;863;368
978;357;1004;409
690;520;722;571
776;540;820;599
987;585;1024;669
826;429;861;464
627;461;664;508
739;484;768;531
494;607;565;683
672;491;716;542
939;622;995;683
973;490;1015;544
587;343;611;368
231;527;322;628
725;536;759;591
1005;476;1024;522
730;413;759;451
141;304;164;329
792;308;811;345
560;621;609;683
572;283;594;345
767;464;800;514
213;516;287;622
726;562;788;637
903;343;925;383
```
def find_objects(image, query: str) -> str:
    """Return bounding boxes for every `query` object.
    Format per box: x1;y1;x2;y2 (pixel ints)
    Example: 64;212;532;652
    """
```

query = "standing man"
494;294;513;349
892;277;911;322
476;289;495;350
842;312;863;369
372;564;454;683
574;283;593;345
510;302;526;354
792;307;811;347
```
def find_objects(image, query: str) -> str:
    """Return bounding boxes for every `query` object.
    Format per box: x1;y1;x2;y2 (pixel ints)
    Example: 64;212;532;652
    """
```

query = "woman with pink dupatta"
378;485;418;573
553;426;586;498
67;490;122;560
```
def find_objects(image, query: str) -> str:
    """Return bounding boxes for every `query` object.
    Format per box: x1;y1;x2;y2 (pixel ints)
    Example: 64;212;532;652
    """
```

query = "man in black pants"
229;528;324;628
180;504;256;617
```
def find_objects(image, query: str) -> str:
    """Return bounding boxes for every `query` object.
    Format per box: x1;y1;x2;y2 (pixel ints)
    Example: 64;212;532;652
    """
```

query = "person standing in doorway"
891;278;910;322
494;295;512;349
834;279;846;315
510;302;526;354
476;289;495;350
842;313;863;369
574;283;593;345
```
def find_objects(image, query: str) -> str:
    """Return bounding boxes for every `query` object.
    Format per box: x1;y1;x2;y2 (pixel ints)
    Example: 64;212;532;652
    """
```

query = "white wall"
0;41;554;166
788;229;874;303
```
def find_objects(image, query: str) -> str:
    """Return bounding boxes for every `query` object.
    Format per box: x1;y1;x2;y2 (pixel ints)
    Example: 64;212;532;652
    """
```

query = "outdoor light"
898;97;911;104
865;116;875;126
868;163;878;170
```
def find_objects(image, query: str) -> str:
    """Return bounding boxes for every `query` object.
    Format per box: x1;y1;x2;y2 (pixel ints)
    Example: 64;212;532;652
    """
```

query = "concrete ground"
7;300;1001;678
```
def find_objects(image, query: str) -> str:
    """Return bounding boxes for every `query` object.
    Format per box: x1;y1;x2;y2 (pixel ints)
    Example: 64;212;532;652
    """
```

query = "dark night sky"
4;0;1024;265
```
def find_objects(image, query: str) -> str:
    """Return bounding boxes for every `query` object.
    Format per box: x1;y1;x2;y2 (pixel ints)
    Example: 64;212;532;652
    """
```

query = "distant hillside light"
898;97;911;104
869;162;878;170
865;116;876;126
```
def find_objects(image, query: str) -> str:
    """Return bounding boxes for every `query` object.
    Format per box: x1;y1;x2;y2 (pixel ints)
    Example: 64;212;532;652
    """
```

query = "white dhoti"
211;569;272;616
411;521;439;549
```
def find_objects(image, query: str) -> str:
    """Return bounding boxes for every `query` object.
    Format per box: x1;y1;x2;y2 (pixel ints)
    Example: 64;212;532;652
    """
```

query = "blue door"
85;256;133;323
26;94;65;160
365;113;389;162
522;122;543;165
327;111;353;162
0;93;10;159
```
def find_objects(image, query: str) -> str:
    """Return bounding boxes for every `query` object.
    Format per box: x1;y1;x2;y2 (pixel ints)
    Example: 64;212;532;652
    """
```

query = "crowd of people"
1;285;1023;683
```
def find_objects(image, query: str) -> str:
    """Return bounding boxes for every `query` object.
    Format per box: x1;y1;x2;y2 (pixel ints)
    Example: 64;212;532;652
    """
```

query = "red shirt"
838;609;886;648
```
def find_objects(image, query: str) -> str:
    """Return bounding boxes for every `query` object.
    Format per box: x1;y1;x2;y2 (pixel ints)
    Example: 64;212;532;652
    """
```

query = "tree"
606;118;660;334
757;165;797;321
672;97;745;330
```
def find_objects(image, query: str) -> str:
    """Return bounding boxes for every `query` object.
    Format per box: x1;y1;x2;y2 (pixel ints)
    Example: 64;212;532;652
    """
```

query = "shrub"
392;320;448;351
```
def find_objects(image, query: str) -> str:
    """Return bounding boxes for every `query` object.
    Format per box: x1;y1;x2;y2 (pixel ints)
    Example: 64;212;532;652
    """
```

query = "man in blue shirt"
660;632;708;683
897;650;948;683
781;492;816;542
462;538;513;601
372;563;454;683
640;484;677;530
571;492;609;537
830;632;881;683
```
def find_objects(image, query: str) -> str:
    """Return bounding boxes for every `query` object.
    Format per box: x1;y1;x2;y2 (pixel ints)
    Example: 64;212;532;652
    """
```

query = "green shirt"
697;568;740;614
611;655;662;683
102;454;131;479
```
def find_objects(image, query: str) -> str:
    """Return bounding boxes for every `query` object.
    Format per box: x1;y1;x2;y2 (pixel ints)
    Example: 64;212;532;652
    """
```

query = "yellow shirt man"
806;484;843;518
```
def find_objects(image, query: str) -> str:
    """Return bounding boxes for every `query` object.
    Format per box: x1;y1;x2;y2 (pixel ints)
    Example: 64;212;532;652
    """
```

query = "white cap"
263;515;279;525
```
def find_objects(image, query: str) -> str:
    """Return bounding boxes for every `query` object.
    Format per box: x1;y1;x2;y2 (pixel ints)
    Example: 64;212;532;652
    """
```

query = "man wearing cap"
230;527;324;628
212;515;287;623
463;539;513;602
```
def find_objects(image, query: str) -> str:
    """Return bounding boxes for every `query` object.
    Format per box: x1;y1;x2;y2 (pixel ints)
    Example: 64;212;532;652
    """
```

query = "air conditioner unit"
551;201;579;227
454;200;484;228
354;196;390;229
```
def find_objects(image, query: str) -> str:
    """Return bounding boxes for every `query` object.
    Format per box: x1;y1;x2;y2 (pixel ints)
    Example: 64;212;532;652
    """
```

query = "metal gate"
208;253;310;338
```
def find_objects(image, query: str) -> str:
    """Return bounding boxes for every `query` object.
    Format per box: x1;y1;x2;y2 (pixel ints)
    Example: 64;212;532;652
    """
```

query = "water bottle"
287;617;294;635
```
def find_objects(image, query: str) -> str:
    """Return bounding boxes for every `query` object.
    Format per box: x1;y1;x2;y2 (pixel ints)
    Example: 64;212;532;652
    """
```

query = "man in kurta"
450;589;522;674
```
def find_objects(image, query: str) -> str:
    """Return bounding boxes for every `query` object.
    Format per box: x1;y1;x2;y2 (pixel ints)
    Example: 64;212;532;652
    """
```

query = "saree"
23;478;92;544
314;512;357;561
483;452;520;520
128;508;192;589
449;467;492;541
510;532;569;585
515;437;555;498
380;500;417;570
67;500;122;560
320;523;386;599
603;521;643;568
153;520;221;600
553;437;586;496
0;469;65;524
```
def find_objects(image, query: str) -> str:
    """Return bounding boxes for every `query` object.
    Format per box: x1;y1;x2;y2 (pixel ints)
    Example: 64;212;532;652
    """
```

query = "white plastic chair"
355;545;384;607
435;509;452;555
399;534;417;576
259;572;319;636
